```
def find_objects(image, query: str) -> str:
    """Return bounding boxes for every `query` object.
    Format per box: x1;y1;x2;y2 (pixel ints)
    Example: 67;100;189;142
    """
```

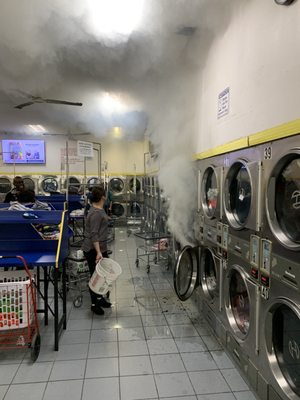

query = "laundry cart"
0;255;41;362
134;231;172;273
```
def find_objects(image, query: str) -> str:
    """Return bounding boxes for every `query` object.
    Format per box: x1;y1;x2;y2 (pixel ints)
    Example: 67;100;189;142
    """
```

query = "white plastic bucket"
89;258;122;295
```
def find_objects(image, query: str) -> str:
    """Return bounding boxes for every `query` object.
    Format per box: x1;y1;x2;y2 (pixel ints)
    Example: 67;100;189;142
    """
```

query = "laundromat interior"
0;1;299;400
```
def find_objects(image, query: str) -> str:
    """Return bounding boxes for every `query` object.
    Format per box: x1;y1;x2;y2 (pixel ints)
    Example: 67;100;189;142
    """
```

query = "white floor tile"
120;375;157;400
90;328;118;342
49;359;86;381
92;317;118;330
13;361;53;383
221;369;249;391
4;382;46;400
118;327;145;341
165;313;192;325
82;377;119;400
211;351;235;369
56;343;89;360
120;355;153;375
61;330;91;345
170;324;199;338
141;315;167;327
88;341;118;358
181;352;218;371
151;353;185;373
66;318;92;331
155;372;195;397
189;370;231;394
43;379;83;400
197;393;236;400
0;385;8;400
201;335;223;351
117;316;143;328
147;338;178;354
85;357;119;378
144;325;172;339
175;337;207;353
0;364;19;384
119;340;149;356
233;391;257;400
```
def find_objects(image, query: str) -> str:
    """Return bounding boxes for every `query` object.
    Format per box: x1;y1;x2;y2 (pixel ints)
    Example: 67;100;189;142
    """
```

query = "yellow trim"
248;119;300;146
55;211;66;268
194;137;249;160
194;118;300;160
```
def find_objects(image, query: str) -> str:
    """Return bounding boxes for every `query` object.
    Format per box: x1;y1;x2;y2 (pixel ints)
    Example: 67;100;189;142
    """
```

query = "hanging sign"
60;147;82;164
77;141;94;157
217;87;230;119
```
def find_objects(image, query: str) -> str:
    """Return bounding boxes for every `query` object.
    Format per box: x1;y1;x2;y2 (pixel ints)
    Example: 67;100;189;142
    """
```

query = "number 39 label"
264;146;272;160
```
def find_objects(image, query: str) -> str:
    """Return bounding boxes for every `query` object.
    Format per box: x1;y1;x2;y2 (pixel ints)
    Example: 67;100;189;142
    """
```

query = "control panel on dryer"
250;234;260;281
216;222;228;259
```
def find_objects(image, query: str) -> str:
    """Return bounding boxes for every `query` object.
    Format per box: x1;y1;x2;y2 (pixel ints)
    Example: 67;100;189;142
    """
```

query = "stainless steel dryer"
259;269;300;400
0;176;12;201
112;201;127;220
64;176;82;194
223;251;260;366
87;177;101;190
222;147;263;262
128;177;142;194
261;134;300;264
40;176;60;194
108;176;127;198
22;175;38;193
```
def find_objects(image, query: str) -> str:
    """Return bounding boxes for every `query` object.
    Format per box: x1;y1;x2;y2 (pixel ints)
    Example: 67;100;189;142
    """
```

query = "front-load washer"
222;147;263;236
259;270;300;400
0;176;12;201
39;176;60;194
22;175;38;193
128;177;142;194
87;176;101;190
64;176;82;194
108;176;127;198
223;251;260;366
261;134;300;264
112;201;127;220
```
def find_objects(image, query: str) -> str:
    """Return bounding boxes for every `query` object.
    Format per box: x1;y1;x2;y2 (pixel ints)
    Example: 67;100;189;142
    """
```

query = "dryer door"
201;166;220;220
224;161;252;230
112;202;125;217
266;152;300;250
41;177;58;193
265;299;300;397
128;177;141;193
224;265;257;340
109;178;125;194
22;176;36;191
87;177;101;189
174;246;199;301
0;177;12;194
200;247;220;304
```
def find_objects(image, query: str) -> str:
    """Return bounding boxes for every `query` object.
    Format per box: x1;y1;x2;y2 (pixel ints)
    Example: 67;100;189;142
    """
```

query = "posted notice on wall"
217;87;230;119
77;140;94;158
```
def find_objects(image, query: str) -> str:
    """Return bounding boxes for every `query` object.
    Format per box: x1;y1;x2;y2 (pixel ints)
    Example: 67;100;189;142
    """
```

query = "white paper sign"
217;87;230;119
77;141;93;157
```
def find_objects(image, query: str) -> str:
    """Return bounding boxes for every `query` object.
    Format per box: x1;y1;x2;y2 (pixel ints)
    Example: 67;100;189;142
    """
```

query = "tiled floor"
0;228;257;400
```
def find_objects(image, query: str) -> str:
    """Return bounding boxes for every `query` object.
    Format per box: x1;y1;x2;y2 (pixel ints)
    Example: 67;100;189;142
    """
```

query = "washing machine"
222;147;263;264
39;176;60;194
261;134;300;265
0;176;12;196
108;176;127;198
259;268;300;400
87;176;101;190
223;251;260;368
112;201;127;220
128;177;142;194
22;175;39;193
64;176;82;194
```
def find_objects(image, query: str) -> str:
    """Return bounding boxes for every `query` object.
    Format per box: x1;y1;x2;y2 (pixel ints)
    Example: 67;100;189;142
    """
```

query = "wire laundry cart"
0;255;41;362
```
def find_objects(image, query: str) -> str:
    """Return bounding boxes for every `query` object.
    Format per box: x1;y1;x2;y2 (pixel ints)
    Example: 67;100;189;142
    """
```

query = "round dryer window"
228;269;250;335
109;178;124;194
42;177;58;193
112;202;125;217
128;178;141;193
200;248;219;300
23;177;35;191
272;304;300;396
65;177;81;193
273;157;300;244
130;202;141;215
0;177;12;194
225;162;251;227
87;177;101;189
202;167;218;218
173;246;198;301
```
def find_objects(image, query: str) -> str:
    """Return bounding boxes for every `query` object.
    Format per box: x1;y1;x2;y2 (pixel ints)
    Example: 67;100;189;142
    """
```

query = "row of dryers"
174;134;300;400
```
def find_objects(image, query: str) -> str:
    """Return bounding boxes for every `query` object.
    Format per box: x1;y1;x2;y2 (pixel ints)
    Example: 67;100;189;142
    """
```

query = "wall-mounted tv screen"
2;139;46;164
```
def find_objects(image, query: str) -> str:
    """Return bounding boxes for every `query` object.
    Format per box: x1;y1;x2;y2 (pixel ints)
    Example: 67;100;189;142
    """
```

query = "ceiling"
0;0;239;141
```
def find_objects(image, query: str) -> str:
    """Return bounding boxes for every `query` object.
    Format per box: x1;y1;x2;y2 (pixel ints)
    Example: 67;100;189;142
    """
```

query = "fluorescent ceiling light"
112;126;122;138
27;124;46;133
100;93;125;113
87;0;144;37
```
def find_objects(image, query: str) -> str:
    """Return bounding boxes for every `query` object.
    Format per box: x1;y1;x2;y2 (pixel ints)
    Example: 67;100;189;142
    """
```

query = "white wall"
0;135;147;177
196;0;300;153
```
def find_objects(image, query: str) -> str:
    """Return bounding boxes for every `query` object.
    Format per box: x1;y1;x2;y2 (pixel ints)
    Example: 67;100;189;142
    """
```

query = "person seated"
4;176;25;202
18;189;36;203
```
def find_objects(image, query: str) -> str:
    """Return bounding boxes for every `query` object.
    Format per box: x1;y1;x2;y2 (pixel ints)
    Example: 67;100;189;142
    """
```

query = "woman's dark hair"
90;186;106;203
18;189;36;203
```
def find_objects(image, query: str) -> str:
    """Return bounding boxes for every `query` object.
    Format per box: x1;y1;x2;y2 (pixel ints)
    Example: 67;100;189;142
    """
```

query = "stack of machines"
173;134;300;400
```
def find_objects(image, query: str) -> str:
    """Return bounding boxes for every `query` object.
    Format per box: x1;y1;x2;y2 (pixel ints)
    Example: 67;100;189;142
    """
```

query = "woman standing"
82;186;111;315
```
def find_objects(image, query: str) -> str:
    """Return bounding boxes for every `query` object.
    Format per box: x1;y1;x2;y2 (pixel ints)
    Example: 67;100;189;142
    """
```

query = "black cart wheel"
135;259;139;268
31;332;41;362
73;296;83;308
147;265;150;273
